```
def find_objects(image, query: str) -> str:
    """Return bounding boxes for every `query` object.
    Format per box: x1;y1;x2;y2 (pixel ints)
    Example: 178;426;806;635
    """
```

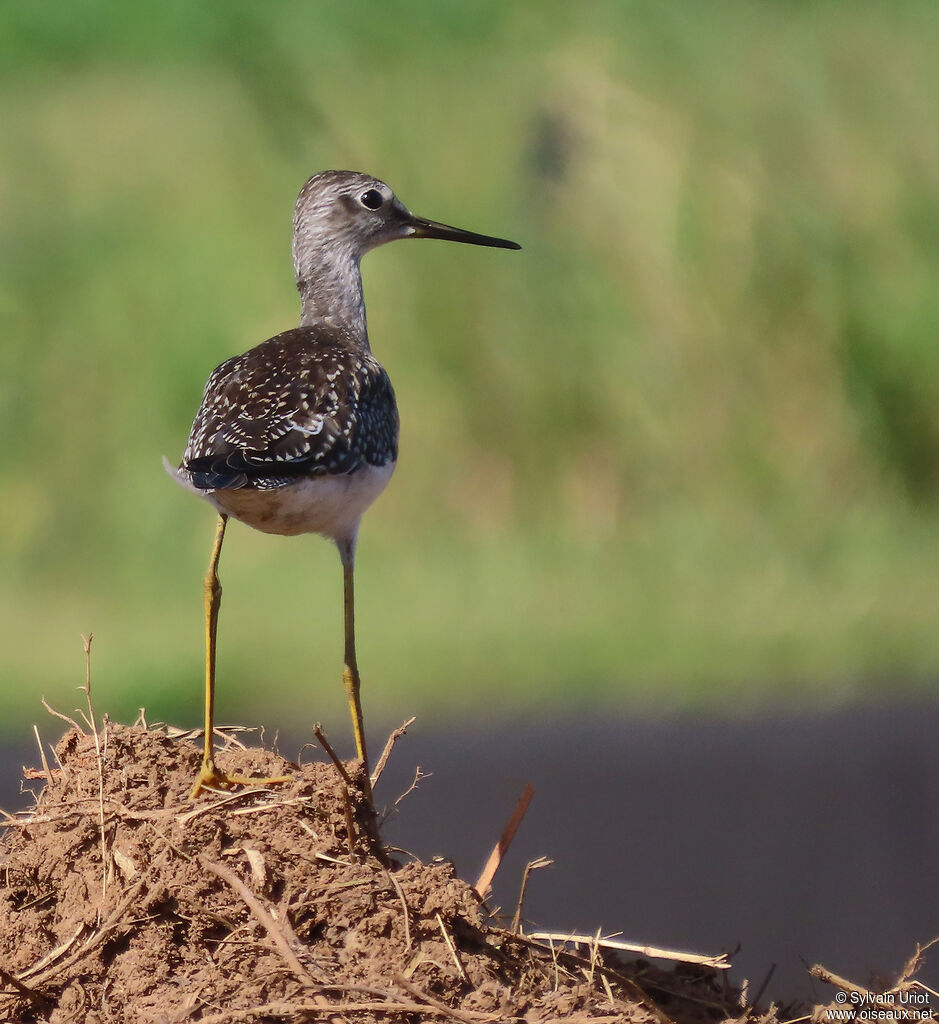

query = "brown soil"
0;722;871;1022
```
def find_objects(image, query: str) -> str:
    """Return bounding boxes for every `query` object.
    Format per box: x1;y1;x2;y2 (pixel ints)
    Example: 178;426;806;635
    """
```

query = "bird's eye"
359;189;384;211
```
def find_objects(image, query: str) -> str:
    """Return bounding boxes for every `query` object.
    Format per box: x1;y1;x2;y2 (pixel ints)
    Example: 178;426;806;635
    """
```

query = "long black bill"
407;215;521;250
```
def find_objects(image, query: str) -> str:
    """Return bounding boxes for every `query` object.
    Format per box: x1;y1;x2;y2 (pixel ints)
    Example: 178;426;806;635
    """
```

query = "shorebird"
168;170;520;797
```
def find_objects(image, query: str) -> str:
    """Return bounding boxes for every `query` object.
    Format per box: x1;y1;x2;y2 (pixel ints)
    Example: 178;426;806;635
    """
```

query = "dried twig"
49;739;70;779
201;857;319;987
229;796;312;817
40;697;84;736
13;923;85;981
79;634;109;906
395;974;496;1023
474;783;534;898
912;981;939;1000
312;723;353;788
511;855;553;932
8;925;84;987
394;766;431;807
529;931;731;969
313;724;358;855
809;964;870;1000
370;716;416;788
216;725;254;751
600;971;616;1007
1;808;95;829
585;927;602;984
31;725;54;789
388;871;412;951
3;796;185;833
809;961;935;1022
436;912;469;983
0;966;51;1013
177;787;278;825
897;937;939;988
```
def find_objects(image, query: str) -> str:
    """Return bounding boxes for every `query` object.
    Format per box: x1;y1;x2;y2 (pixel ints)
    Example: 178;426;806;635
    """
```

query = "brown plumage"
182;326;398;492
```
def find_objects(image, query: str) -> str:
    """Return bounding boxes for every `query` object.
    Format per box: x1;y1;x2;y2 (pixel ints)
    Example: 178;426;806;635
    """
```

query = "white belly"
165;458;395;540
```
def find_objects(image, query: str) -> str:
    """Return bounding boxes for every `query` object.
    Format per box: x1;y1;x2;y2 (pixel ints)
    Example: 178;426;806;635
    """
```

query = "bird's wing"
183;329;398;490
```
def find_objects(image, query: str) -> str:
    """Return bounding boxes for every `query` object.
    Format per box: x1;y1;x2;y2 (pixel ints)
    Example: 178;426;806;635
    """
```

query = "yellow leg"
341;549;372;800
190;514;290;798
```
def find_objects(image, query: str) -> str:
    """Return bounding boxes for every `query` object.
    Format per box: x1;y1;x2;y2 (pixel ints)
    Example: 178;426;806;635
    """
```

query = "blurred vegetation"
2;1;939;739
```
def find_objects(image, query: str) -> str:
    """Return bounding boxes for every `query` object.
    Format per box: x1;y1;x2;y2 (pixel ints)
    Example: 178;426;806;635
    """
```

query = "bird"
167;170;520;798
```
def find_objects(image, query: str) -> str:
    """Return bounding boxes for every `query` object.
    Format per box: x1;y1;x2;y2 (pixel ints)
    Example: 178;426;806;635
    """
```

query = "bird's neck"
296;244;369;344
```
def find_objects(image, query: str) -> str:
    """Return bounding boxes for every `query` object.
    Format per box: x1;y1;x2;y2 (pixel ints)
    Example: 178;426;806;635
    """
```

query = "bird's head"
292;170;520;273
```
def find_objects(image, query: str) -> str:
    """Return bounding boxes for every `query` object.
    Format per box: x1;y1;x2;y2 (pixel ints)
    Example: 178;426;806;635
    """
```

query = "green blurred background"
3;1;939;737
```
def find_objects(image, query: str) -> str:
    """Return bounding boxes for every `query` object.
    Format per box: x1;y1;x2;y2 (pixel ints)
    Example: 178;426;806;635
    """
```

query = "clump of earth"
0;721;901;1022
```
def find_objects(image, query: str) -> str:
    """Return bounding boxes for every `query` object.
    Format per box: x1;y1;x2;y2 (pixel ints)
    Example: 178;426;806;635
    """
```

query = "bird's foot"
189;759;291;799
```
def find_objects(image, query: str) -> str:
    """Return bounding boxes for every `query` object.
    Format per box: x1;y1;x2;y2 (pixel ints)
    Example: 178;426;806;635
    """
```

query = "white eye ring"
359;189;384;211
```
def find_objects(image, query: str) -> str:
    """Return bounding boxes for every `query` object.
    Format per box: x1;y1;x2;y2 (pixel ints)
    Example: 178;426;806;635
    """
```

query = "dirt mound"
0;722;807;1022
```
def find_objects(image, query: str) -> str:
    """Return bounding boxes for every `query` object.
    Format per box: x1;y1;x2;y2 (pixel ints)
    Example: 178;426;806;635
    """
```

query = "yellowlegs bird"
168;170;520;797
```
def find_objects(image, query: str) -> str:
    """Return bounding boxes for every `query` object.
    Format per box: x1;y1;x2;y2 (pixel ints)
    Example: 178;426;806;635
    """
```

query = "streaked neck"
296;244;368;344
